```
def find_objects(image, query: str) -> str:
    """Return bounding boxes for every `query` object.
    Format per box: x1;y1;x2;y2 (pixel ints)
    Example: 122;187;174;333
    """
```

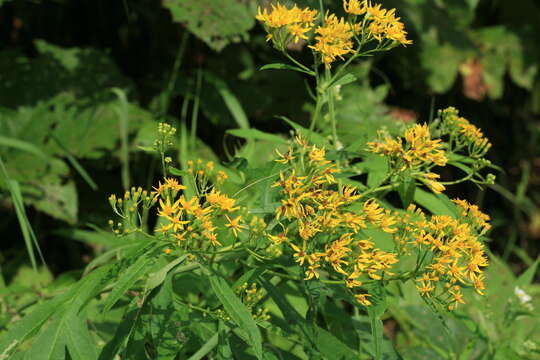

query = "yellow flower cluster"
109;159;245;251
398;202;489;310
368;124;447;168
153;170;245;248
363;3;412;45
367;124;448;194
236;283;271;322
256;3;318;44
439;107;492;157
256;1;411;68
309;13;355;68
108;186;156;234
269;136;400;305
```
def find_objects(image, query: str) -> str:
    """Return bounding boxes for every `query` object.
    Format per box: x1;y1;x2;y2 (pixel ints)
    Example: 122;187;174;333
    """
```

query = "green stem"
309;91;322;132
325;68;339;148
283;51;315;75
190;67;203;149
163;31;189;115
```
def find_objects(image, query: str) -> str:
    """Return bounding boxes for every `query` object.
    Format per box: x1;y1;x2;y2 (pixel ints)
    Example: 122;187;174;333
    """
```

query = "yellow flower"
290;243;309;266
309;13;355;68
225;215;247;238
343;0;368;15
158;198;179;218
178;195;200;215
206;189;240;212
274;148;295;164
256;4;318;45
308;145;331;165
304;264;321;280
355;293;372;306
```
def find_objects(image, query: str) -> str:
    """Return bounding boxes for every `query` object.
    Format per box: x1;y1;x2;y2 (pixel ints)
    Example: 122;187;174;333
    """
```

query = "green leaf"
23;316;66;360
260;278;359;359
329;73;357;88
260;63;312;75
398;176;416;208
517;256;540;287
98;302;141;360
207;270;263;359
278;116;326;146
227;128;288;145
187;333;219;360
421;42;466;93
0;157;44;271
0;296;68;357
102;250;156;313
163;0;254;52
146;255;186;291
414;189;458;216
205;73;250;130
361;155;388;188
0;135;50;160
63;311;98;360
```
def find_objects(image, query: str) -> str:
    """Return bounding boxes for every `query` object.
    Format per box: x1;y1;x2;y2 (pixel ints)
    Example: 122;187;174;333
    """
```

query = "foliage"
0;0;539;359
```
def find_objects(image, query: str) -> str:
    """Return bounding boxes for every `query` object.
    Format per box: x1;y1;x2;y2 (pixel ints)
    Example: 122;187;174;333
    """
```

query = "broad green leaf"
421;42;466;93
23;316;66;360
414;189;458;216
63;311;98;360
163;0;254;52
207;270;263;359
0;295;68;357
361;155;388;188
51;134;97;190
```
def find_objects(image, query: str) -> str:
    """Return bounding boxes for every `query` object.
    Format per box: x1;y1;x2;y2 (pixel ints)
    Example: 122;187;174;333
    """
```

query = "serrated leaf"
207;270;263;359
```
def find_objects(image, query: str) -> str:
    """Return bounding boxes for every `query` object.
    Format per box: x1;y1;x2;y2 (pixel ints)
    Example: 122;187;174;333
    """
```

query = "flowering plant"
5;2;539;360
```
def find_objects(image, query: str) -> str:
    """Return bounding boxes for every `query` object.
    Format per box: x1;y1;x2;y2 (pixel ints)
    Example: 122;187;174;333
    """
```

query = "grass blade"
187;333;219;360
0;156;45;271
111;88;130;190
51;134;98;190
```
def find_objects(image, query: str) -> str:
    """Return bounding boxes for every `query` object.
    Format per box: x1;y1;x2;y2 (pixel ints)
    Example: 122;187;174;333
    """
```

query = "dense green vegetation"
0;0;539;359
